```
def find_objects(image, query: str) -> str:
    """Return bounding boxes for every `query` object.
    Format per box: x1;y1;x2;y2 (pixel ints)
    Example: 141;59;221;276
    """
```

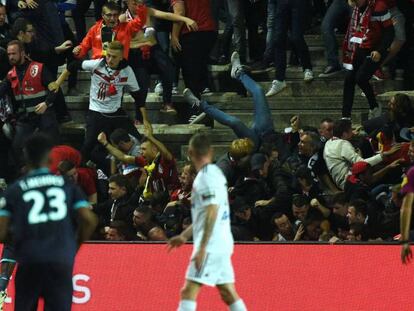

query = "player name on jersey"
19;175;65;191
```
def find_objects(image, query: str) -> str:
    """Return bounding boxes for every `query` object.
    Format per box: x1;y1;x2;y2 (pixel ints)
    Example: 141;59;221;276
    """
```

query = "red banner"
1;243;413;310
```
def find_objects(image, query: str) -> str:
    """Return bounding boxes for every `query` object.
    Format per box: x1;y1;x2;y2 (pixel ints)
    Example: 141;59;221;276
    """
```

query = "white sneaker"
188;113;206;124
154;82;163;95
172;86;179;95
0;290;7;311
368;106;382;119
304;69;314;82
202;87;212;94
266;80;287;97
230;51;244;79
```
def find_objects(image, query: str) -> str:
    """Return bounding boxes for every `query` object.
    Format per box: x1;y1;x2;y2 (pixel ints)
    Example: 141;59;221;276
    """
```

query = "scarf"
142;153;160;200
343;1;374;70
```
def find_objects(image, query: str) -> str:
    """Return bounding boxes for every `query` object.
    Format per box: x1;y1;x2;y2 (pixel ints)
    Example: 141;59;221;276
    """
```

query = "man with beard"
0;40;59;166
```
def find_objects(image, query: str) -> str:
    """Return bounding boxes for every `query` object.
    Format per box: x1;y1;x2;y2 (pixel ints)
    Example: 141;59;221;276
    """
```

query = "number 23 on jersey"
23;187;67;224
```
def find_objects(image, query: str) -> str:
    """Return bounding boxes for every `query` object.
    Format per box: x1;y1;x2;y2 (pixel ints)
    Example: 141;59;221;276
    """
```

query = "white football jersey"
82;59;139;113
191;164;234;255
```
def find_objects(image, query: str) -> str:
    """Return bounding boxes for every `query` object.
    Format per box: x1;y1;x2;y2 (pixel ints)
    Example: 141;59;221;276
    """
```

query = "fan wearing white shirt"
168;133;247;311
323;118;400;190
54;40;150;162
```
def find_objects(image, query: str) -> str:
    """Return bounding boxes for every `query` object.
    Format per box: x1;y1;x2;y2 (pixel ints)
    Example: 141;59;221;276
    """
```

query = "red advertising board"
1;243;413;310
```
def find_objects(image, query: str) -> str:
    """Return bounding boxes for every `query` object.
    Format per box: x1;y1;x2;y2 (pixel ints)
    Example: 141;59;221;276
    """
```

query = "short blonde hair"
229;138;254;160
107;40;124;52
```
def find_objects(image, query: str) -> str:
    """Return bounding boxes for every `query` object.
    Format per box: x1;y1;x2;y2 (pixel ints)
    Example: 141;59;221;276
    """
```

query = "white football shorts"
185;252;235;287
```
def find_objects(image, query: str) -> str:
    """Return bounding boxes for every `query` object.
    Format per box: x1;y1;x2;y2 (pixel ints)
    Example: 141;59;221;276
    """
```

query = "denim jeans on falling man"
200;72;274;149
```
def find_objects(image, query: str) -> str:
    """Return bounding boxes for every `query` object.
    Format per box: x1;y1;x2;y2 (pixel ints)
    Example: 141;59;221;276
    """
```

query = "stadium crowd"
0;0;413;244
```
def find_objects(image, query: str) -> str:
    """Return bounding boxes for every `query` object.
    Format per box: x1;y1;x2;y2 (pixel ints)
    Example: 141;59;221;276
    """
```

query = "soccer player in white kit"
168;133;247;311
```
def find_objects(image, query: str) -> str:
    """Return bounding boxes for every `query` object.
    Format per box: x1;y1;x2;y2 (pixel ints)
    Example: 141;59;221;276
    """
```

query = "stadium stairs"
59;32;412;163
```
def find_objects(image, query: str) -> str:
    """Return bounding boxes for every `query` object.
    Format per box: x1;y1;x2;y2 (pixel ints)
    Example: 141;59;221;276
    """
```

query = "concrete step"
213;111;366;130
302;34;344;47
377;90;414;103
211;96;369;111
255;79;403;97
65;93;369;109
63;78;402;110
64;92;372;124
59;63;344;94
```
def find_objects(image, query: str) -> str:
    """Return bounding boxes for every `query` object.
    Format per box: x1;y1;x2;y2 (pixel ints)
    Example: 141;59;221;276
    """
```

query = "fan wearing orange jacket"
72;1;147;60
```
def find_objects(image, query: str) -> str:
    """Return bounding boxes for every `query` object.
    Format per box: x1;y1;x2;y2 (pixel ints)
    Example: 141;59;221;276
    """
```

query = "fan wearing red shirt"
342;0;394;119
170;0;217;123
97;125;180;199
57;160;98;205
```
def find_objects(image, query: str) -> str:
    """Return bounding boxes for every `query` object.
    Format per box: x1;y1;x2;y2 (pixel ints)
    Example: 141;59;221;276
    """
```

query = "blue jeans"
227;0;246;61
200;73;274;149
321;0;351;68
264;0;277;63
273;0;312;81
156;31;170;54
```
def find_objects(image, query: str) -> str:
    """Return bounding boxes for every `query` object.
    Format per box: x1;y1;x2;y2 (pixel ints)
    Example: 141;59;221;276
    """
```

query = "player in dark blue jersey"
0;133;97;311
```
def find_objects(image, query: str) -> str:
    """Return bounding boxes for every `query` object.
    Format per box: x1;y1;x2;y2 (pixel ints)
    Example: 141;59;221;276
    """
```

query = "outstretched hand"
171;36;181;52
55;40;73;54
167;234;187;252
185;18;198;32
402;243;413;264
73;45;81;56
383;144;402;158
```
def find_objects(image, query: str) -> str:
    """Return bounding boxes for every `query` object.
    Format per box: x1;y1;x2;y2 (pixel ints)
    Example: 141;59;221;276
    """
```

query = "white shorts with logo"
185;252;235;287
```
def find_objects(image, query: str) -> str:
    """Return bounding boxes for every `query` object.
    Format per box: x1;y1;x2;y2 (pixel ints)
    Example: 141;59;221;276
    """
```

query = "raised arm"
74;28;94;59
97;132;137;165
51;60;84;92
149;7;198;31
145;125;173;161
126;4;148;34
171;0;185;51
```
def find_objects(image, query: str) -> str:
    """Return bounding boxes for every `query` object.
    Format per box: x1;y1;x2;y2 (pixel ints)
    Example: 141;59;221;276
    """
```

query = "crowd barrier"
1;243;413;310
